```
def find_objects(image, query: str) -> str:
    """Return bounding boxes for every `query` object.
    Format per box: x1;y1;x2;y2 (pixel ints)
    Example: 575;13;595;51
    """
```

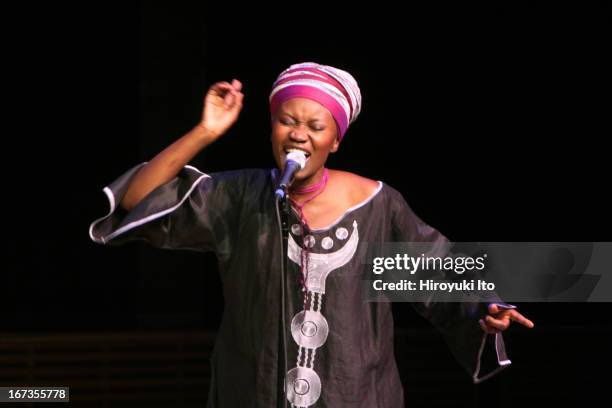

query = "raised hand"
200;79;244;140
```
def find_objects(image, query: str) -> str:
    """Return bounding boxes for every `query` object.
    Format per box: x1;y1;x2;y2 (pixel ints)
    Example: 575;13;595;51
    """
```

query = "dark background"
4;2;611;407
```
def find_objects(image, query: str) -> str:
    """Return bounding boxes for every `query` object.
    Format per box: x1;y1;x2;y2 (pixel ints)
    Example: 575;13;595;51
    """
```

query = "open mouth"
284;148;311;160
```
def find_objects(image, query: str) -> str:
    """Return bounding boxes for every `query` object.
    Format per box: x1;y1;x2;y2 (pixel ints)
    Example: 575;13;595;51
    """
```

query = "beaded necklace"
288;168;330;291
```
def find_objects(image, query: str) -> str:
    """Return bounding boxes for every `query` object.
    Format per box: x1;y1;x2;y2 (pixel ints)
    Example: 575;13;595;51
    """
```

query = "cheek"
314;131;338;152
271;122;287;141
270;128;283;147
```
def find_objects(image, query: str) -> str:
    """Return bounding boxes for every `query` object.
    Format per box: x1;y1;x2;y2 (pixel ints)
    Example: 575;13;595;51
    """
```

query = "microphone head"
284;150;307;169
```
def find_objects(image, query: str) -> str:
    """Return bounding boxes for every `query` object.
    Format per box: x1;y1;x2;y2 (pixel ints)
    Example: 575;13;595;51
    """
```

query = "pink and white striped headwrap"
269;62;362;141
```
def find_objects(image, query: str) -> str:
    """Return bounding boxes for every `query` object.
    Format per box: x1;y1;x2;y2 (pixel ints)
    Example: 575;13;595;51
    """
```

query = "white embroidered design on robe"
285;221;359;407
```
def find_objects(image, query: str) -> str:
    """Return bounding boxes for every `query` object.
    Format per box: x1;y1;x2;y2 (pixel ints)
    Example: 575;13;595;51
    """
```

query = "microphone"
275;151;307;200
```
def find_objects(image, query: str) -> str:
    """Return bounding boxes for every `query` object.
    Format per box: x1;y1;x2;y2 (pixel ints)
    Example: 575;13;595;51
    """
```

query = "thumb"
231;78;243;91
488;303;500;315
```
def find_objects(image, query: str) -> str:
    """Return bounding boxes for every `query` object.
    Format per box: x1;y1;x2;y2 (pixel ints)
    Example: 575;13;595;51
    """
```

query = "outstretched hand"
479;303;535;334
200;79;244;140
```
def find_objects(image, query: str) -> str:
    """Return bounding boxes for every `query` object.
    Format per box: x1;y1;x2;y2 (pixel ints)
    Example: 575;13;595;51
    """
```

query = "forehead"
280;98;334;121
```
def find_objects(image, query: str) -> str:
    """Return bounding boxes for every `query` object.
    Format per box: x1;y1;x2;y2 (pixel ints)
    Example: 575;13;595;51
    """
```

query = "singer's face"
271;98;340;185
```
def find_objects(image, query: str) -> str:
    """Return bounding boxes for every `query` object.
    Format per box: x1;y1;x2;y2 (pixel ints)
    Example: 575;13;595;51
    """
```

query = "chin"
292;170;307;181
294;165;319;182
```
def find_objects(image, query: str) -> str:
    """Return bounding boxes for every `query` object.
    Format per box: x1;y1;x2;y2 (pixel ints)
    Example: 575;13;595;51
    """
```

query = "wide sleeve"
89;163;244;258
388;186;512;384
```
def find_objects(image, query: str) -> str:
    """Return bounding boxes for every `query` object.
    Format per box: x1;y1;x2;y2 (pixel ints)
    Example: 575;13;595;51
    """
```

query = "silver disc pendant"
286;366;321;407
291;310;329;349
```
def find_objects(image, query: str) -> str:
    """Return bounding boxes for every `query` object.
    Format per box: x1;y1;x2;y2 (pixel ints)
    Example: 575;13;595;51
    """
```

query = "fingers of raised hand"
209;80;243;108
230;79;242;91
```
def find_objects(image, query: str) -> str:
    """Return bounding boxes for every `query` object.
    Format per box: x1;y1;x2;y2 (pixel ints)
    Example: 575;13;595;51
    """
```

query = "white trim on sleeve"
472;332;512;384
89;166;210;244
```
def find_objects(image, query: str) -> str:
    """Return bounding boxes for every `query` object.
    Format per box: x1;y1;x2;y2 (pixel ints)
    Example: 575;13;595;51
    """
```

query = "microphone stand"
275;187;290;408
273;154;304;408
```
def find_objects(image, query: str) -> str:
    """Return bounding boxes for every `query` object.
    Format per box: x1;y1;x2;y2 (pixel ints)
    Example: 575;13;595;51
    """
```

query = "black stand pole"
276;190;290;408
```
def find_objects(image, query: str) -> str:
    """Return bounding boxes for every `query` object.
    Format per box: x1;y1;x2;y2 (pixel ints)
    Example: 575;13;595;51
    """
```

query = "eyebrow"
280;111;324;122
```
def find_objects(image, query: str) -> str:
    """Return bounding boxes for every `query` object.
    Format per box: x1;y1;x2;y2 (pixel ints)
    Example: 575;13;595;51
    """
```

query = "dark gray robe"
90;164;511;408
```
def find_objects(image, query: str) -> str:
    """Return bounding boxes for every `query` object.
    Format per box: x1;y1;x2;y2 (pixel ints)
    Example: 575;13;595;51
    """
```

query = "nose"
289;127;308;142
